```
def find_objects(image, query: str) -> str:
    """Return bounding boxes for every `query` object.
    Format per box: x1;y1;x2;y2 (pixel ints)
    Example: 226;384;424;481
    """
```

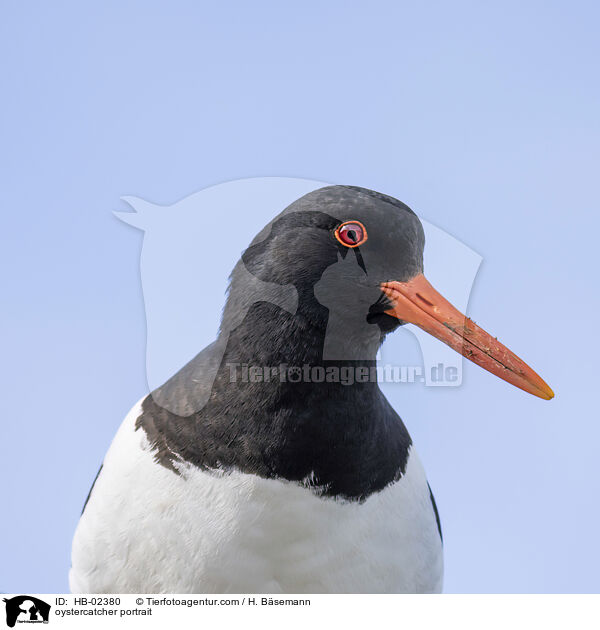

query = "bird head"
234;185;553;400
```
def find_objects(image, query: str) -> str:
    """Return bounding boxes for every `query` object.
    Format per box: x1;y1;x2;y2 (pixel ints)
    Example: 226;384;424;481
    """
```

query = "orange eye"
334;221;368;248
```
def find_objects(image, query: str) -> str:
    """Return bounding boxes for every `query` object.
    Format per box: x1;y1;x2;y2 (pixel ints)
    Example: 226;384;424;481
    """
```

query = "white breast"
70;400;443;593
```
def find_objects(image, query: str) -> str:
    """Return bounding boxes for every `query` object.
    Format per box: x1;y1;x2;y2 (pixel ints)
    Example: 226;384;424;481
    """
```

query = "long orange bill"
381;274;554;400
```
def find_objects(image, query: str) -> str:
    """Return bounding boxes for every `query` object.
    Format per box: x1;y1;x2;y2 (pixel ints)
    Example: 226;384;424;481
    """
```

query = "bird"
70;185;553;593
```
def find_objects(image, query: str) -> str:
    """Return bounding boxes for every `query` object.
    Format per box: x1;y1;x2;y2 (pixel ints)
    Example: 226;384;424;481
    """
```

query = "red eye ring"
334;220;368;248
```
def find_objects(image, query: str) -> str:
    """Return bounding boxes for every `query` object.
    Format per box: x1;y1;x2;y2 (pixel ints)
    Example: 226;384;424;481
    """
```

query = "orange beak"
381;274;554;400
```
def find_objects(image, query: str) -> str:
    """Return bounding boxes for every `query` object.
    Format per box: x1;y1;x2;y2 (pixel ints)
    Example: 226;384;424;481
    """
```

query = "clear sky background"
1;1;599;593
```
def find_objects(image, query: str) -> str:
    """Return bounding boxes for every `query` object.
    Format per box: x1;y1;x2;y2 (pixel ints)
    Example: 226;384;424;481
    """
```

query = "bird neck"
222;287;383;367
138;297;412;501
219;297;382;399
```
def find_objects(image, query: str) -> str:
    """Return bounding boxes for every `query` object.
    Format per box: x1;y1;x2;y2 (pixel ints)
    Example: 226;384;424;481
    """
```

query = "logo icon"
116;177;482;414
3;596;50;627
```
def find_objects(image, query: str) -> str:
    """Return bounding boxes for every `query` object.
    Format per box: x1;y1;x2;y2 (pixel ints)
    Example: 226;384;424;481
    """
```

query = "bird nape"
70;185;553;594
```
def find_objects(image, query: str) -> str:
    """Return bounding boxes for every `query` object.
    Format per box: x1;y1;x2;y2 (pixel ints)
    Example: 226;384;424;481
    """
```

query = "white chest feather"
70;401;443;593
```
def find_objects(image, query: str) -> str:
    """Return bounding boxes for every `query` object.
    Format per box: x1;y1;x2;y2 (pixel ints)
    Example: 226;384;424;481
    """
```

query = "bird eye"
334;221;368;248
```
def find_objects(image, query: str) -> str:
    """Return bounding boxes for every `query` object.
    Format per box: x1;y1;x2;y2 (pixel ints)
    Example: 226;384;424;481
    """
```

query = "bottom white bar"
2;594;598;630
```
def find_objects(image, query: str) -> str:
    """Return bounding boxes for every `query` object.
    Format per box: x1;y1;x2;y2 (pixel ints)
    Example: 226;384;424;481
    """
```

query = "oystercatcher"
70;185;553;593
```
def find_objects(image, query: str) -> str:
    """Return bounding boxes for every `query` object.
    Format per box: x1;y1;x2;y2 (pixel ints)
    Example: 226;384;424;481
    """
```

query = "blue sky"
1;1;599;593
